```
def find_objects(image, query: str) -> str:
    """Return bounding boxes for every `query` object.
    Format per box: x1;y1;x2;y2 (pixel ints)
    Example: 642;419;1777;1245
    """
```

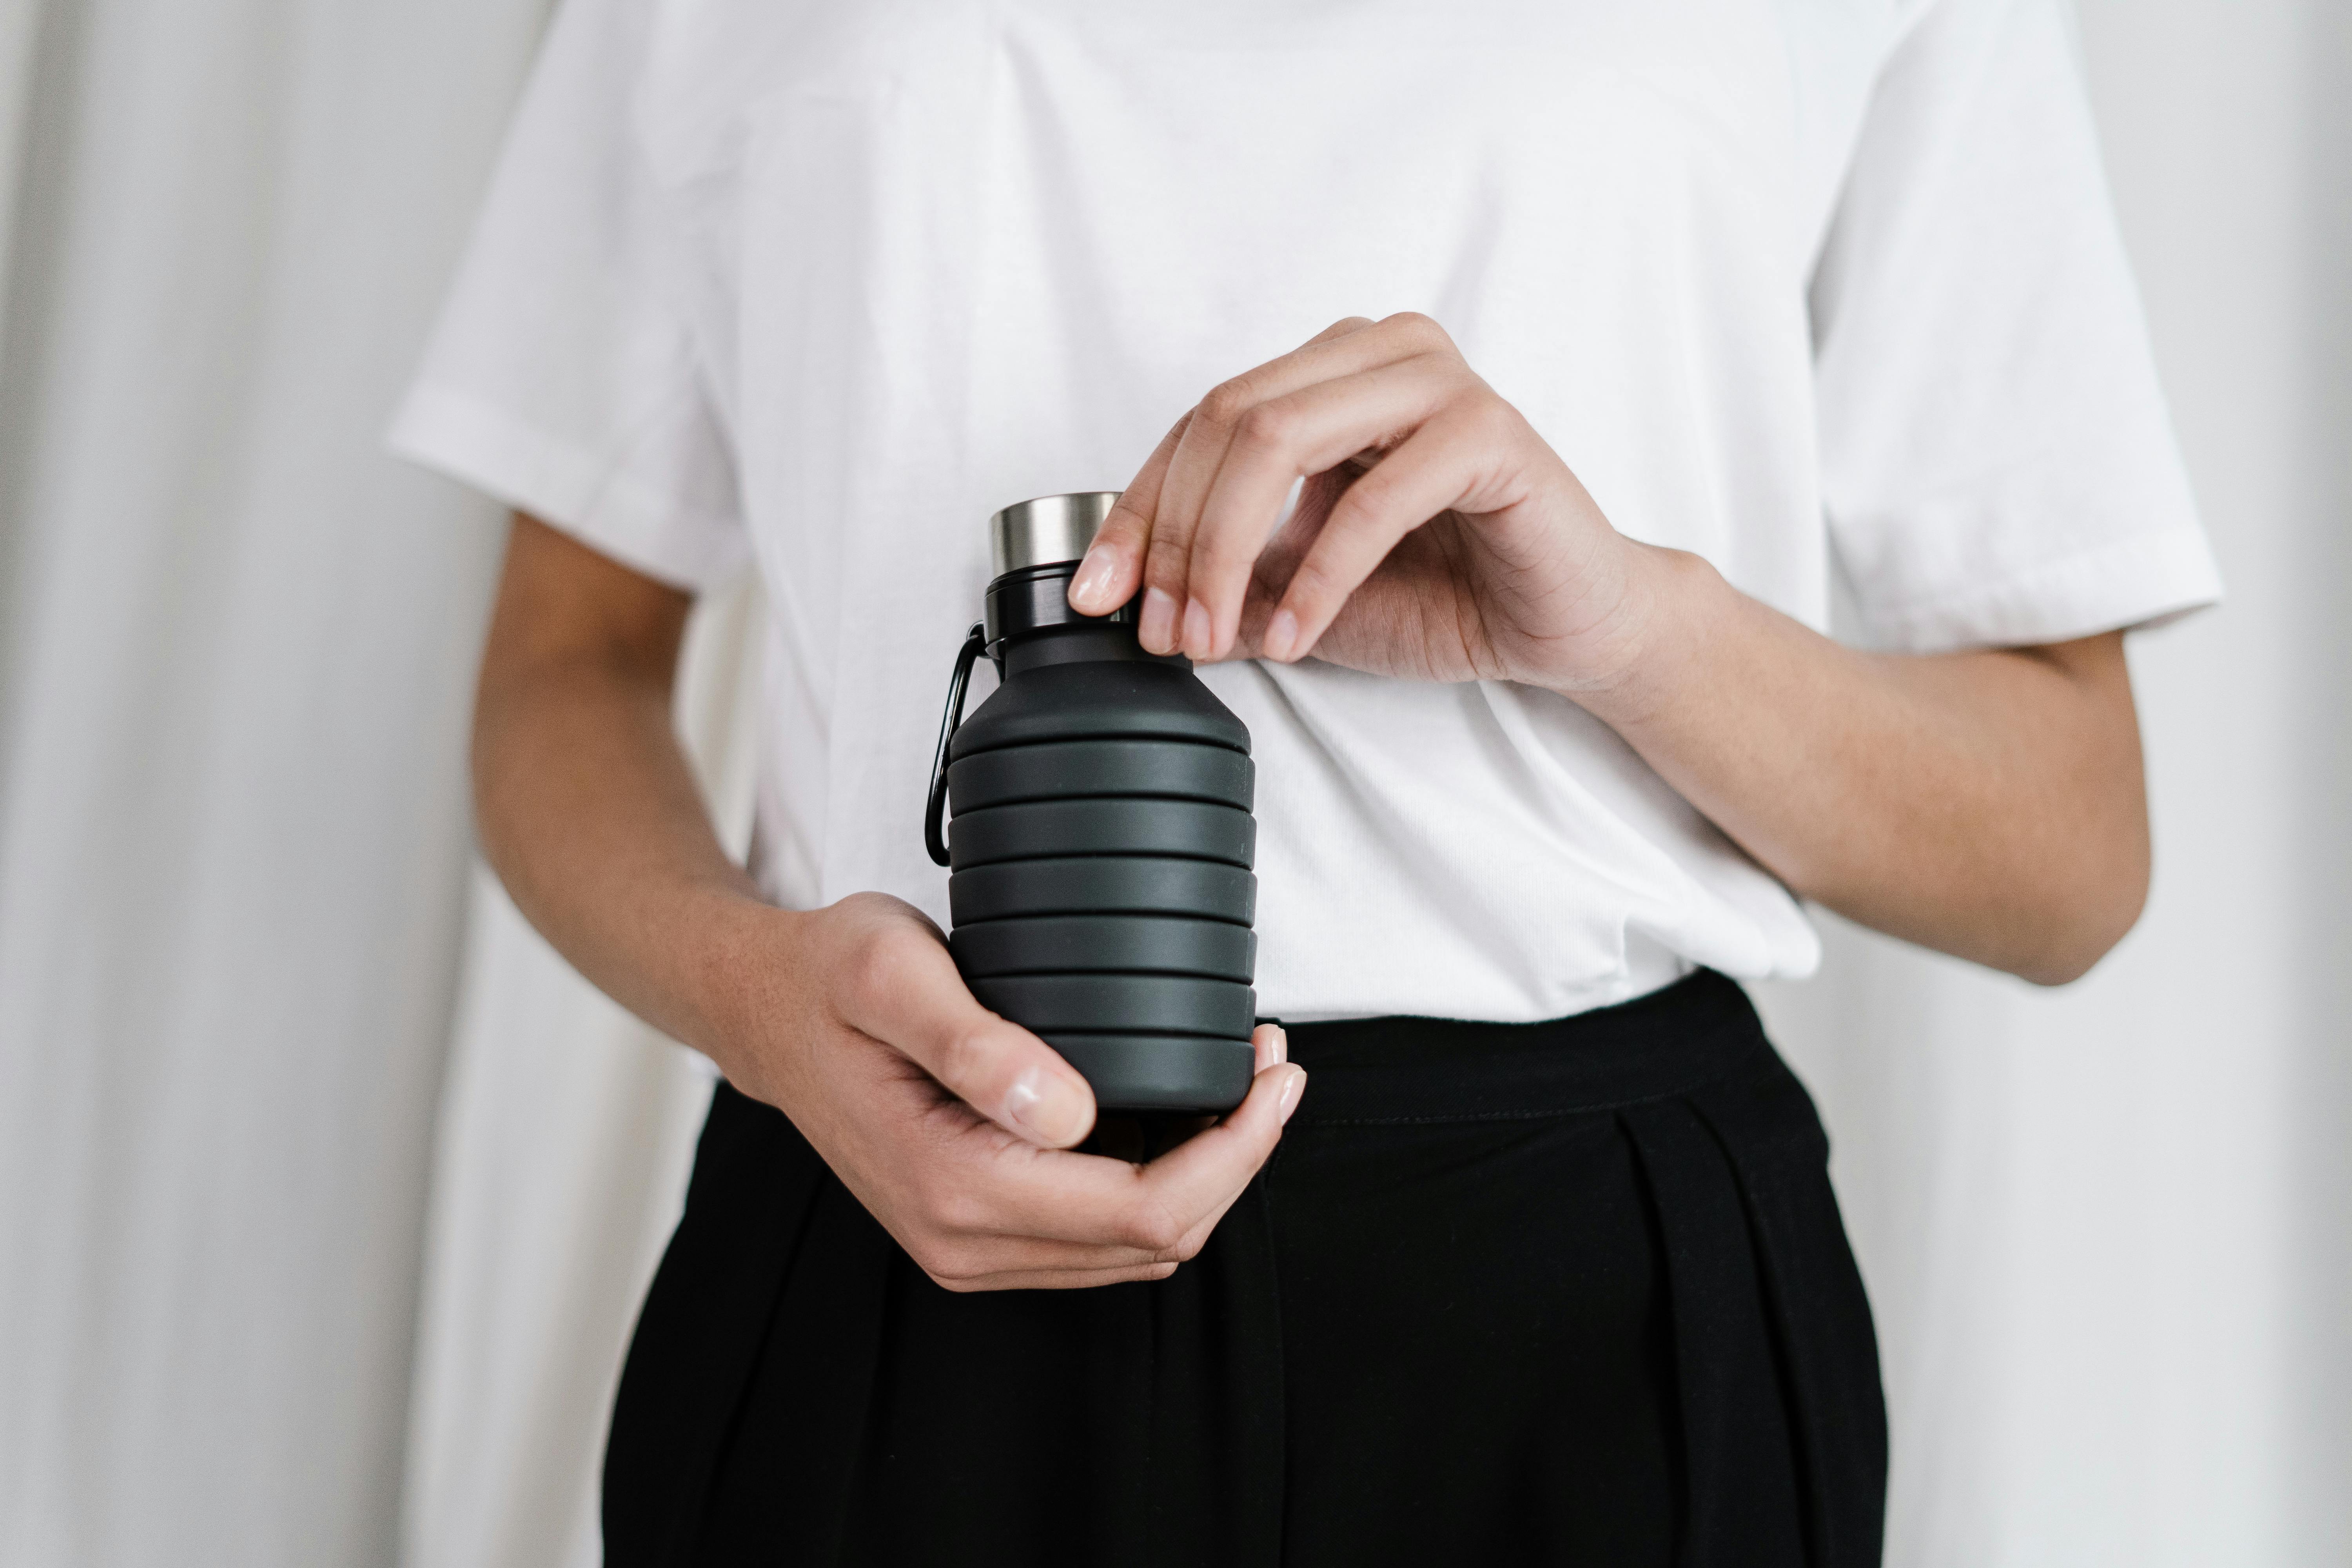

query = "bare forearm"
470;517;785;1065
1579;550;2149;983
474;662;780;1046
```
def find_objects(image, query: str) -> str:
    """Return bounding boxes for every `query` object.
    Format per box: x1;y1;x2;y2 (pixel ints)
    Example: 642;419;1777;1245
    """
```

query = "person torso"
630;0;1914;1019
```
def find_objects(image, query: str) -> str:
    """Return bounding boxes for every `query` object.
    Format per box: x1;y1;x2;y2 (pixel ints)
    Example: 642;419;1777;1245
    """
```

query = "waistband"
1276;969;1771;1126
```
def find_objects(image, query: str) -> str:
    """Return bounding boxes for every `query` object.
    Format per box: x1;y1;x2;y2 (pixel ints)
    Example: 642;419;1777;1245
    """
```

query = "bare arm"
1584;559;2145;985
472;510;761;1049
472;515;1304;1292
1070;312;2151;984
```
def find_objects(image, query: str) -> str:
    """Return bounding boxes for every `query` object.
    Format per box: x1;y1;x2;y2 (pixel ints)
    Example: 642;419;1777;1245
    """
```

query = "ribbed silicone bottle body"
944;624;1257;1112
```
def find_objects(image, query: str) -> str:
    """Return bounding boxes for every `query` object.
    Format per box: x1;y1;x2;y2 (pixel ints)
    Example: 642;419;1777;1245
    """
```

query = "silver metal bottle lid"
989;491;1120;577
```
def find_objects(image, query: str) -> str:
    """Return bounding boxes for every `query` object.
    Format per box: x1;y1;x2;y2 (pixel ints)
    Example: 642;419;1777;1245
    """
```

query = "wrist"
1546;543;1731;730
671;889;812;1081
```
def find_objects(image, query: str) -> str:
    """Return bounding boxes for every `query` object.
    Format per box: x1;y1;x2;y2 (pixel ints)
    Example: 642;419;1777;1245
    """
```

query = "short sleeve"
387;0;748;593
1810;0;2221;653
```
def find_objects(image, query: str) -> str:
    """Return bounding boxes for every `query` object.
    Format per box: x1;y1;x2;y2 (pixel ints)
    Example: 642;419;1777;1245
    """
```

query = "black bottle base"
1044;1033;1255;1114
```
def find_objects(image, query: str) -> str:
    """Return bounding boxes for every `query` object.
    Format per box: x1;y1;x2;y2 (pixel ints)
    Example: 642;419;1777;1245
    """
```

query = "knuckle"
929;1261;1002;1293
909;1238;976;1285
1196;515;1266;569
1466;390;1522;441
1383;310;1450;348
1232;401;1295;452
1355;452;1412;507
914;1174;983;1234
1323;474;1383;530
1285;555;1341;610
844;925;908;1013
1144;537;1193;590
1146;521;1193;563
1116;1200;1187;1256
1195;532;1256;578
831;889;889;920
1102;494;1153;538
1198;378;1257;428
934;1024;999;1097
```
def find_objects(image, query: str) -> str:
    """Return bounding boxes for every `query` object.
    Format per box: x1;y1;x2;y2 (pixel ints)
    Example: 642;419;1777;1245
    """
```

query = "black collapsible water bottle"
925;492;1258;1113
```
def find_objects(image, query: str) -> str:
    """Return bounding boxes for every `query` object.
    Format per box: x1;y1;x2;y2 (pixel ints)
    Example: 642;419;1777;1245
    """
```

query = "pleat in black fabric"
603;970;1886;1566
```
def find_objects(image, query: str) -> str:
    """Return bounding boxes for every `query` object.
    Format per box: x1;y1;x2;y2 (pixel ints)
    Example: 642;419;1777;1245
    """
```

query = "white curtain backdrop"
1;2;2344;1566
0;0;550;1562
395;582;753;1568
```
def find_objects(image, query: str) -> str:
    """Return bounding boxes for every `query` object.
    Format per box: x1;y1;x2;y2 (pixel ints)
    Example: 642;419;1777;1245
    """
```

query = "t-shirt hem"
1862;526;2224;653
1266;951;1704;1025
385;382;749;593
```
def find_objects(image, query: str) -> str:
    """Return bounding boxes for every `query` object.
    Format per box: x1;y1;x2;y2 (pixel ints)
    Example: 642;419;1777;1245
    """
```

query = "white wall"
1756;3;2351;1562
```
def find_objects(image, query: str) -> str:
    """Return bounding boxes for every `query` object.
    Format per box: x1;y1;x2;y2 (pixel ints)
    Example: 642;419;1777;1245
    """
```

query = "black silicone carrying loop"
925;622;989;867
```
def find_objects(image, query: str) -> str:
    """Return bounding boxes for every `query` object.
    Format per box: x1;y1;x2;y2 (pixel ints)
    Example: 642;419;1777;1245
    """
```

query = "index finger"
1066;411;1190;617
1069;316;1381;628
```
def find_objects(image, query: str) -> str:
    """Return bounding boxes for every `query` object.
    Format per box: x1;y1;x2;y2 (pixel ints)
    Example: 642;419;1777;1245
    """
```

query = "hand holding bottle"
710;891;1304;1292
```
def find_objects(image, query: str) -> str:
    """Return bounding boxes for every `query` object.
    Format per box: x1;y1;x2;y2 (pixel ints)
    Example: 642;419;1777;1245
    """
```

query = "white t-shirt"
392;0;2221;1024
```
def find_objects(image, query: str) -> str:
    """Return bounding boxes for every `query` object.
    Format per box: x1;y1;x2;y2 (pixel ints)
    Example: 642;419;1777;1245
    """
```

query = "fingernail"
1181;597;1214;660
1069;548;1117;612
1264;607;1299;662
1272;1026;1288;1065
1140;586;1179;653
1278;1068;1306;1125
1003;1066;1088;1146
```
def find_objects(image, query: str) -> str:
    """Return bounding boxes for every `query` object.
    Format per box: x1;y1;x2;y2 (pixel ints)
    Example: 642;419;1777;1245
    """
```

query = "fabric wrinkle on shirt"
389;0;2222;1026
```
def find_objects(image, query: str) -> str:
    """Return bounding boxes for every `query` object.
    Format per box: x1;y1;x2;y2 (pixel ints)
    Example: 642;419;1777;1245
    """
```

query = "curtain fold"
0;0;551;1563
397;580;757;1568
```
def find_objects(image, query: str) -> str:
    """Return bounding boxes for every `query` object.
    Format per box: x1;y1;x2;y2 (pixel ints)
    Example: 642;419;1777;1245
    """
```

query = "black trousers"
604;971;1887;1566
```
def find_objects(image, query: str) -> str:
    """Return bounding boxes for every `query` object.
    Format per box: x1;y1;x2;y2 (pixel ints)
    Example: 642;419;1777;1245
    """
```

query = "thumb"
839;920;1098;1147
